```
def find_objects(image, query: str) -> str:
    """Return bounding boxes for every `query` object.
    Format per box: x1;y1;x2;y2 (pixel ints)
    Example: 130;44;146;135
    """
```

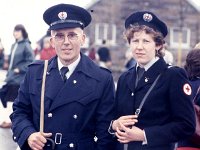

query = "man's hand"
28;132;52;150
112;115;138;131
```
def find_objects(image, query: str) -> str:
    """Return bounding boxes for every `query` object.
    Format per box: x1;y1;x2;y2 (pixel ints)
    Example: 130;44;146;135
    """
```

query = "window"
95;23;116;46
170;27;190;49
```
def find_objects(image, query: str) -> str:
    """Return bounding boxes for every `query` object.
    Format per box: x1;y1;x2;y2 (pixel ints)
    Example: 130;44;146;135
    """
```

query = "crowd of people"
0;3;199;150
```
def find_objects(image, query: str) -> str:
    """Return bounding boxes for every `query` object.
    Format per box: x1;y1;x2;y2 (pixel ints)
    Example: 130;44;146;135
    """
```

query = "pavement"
0;70;18;150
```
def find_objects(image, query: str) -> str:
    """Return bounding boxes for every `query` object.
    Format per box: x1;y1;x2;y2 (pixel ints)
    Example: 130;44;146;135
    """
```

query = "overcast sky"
0;0;93;54
190;0;200;6
0;0;200;54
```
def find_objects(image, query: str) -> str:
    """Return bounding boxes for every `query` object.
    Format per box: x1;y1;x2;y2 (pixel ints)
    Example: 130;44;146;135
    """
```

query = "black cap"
43;3;92;30
125;11;168;37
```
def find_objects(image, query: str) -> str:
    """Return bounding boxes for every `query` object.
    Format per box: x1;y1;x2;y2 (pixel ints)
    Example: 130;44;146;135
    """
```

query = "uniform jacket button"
73;114;78;119
13;136;17;141
69;143;74;148
48;113;53;117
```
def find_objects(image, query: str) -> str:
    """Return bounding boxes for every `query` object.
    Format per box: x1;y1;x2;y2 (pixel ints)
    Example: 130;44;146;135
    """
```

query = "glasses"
53;33;79;42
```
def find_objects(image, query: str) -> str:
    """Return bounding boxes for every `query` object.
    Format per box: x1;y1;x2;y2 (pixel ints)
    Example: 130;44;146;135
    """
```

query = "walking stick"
40;60;55;149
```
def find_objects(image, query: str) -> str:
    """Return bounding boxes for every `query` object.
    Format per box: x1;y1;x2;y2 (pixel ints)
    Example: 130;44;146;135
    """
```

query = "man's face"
50;27;85;65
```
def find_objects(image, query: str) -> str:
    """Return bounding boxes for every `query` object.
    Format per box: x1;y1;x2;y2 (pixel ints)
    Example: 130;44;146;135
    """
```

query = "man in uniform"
10;3;115;150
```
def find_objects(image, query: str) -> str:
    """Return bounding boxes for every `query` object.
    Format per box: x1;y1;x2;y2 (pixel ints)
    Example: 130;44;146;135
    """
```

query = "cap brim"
49;22;83;30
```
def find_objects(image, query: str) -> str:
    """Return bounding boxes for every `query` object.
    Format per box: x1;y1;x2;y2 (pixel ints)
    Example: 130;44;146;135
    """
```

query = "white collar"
57;54;81;78
137;57;159;71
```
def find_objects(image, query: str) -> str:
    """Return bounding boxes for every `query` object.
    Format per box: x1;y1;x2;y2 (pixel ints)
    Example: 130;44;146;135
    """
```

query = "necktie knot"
60;67;69;82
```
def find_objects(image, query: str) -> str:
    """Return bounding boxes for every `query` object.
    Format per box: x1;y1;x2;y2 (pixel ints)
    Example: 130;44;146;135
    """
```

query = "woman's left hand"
115;122;145;143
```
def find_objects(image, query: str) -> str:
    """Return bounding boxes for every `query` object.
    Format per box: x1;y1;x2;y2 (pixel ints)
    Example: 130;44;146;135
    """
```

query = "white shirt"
57;54;81;79
136;57;159;71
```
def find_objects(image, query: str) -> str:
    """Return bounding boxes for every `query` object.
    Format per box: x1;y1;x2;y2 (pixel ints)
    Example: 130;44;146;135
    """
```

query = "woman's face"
129;30;161;66
13;30;23;40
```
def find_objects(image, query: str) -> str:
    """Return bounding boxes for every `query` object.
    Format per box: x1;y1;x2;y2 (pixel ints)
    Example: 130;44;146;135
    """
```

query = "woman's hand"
115;122;145;143
112;115;138;131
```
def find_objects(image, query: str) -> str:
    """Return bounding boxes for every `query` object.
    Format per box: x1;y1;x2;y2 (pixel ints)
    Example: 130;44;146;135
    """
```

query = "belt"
45;133;94;149
54;133;94;144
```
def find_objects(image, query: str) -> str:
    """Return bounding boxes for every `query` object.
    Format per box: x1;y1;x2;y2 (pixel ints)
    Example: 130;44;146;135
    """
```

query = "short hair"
98;47;111;62
124;24;165;57
14;24;28;39
184;49;200;80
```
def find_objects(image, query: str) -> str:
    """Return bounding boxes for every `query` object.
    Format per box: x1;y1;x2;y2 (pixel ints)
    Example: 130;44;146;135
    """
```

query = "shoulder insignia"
28;60;43;67
183;83;192;96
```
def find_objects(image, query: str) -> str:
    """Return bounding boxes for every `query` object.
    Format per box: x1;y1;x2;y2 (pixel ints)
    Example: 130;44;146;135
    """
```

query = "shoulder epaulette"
28;60;44;67
100;66;112;73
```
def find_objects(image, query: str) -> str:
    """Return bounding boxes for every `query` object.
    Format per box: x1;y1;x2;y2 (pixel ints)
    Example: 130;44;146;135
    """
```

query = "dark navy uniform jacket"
114;58;195;150
10;54;115;150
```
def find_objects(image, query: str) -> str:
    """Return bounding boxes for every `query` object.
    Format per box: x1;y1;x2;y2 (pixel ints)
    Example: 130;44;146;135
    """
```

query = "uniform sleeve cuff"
108;120;115;135
142;130;148;145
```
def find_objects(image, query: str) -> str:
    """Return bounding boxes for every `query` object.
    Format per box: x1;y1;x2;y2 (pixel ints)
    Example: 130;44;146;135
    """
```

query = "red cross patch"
183;83;192;96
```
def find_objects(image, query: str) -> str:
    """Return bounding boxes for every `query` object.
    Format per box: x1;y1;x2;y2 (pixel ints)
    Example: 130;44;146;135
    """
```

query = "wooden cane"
39;60;55;150
40;60;48;133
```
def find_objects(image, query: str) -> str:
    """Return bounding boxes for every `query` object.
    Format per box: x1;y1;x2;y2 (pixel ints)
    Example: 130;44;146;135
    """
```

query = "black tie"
137;66;145;81
60;67;69;82
135;66;145;87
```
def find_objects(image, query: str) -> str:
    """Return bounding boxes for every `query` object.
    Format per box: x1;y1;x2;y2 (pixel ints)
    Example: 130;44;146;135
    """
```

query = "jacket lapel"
135;58;167;91
45;57;64;101
126;68;137;93
49;54;99;111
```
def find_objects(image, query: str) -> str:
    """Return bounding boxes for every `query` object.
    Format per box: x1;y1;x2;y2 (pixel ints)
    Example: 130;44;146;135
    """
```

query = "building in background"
85;0;200;74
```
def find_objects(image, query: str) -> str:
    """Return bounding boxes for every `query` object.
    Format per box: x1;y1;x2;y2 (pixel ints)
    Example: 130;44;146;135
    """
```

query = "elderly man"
10;3;115;150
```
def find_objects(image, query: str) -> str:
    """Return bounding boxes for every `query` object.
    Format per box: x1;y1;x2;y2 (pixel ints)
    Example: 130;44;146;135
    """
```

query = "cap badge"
143;13;153;22
58;11;67;20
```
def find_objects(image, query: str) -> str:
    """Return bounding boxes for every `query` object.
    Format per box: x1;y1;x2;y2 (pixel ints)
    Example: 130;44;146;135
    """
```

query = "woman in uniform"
110;11;195;150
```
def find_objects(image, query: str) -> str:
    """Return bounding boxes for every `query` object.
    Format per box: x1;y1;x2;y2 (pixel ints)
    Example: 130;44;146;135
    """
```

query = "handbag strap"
135;74;161;116
193;86;200;103
40;60;48;134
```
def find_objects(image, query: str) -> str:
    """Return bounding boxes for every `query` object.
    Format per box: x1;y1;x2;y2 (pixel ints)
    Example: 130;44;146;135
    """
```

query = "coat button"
73;80;77;84
13;136;16;140
73;114;78;119
69;143;74;148
48;113;53;117
131;92;134;96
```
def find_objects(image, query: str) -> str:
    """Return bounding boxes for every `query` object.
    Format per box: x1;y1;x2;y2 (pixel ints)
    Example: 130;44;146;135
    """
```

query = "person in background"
194;42;200;49
163;43;174;65
0;38;4;69
88;47;96;61
125;48;136;70
0;24;34;128
97;41;112;69
177;48;200;150
109;11;195;150
10;4;115;150
39;36;56;60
